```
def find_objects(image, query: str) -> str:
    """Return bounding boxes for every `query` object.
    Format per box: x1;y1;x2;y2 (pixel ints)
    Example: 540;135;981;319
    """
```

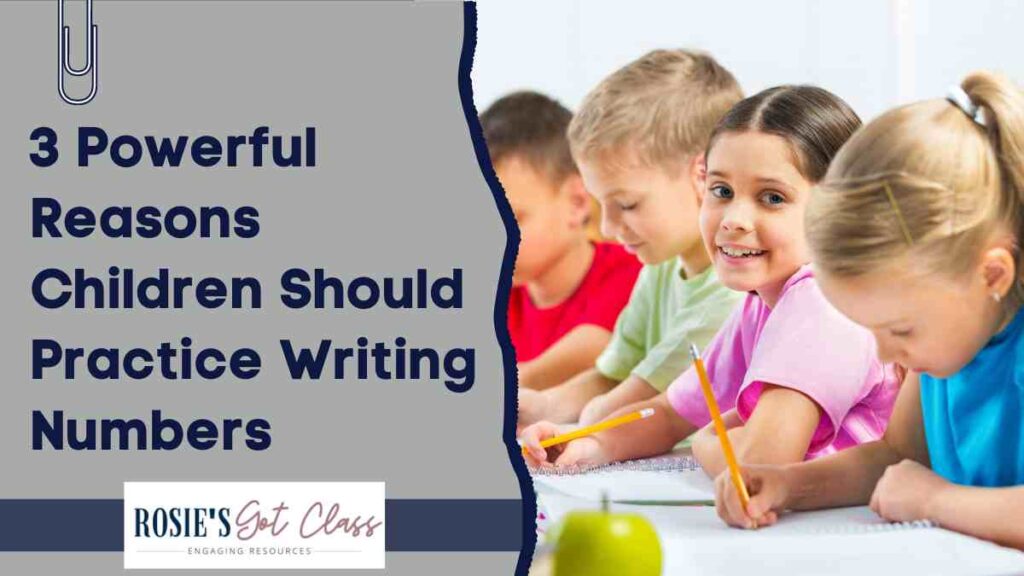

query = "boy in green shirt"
518;49;744;429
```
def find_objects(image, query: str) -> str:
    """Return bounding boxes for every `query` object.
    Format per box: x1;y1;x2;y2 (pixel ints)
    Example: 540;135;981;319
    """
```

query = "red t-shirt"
507;242;641;363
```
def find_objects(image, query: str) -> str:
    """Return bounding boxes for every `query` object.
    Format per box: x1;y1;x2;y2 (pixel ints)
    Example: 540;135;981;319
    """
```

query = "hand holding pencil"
715;463;791;529
689;344;753;514
519;409;655;468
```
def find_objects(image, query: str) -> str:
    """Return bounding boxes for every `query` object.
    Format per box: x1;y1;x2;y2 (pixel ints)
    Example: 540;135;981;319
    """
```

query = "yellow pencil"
521;408;655;456
689;343;751;510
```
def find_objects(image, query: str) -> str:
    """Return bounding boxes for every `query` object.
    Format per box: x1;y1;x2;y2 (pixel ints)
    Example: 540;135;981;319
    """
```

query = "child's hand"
869;459;949;523
519;421;609;468
715;465;791;529
517;388;549;434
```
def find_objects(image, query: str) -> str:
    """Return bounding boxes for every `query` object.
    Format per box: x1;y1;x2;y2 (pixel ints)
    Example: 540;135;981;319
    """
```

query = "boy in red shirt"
481;92;641;390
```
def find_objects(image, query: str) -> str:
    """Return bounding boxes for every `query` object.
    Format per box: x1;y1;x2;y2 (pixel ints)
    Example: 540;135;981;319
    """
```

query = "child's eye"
760;191;786;206
709;185;733;199
890;328;913;338
618;201;639;211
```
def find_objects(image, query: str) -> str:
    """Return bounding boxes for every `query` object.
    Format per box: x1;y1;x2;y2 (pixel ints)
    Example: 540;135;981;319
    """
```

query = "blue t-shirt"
920;308;1024;487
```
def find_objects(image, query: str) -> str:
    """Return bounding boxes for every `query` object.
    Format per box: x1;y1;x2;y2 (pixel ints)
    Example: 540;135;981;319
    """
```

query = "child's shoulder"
966;308;1024;382
771;266;866;330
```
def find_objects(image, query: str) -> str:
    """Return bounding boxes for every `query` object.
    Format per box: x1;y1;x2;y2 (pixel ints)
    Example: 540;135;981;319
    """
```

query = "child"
517;50;745;430
481;92;642;390
523;86;899;476
715;72;1024;549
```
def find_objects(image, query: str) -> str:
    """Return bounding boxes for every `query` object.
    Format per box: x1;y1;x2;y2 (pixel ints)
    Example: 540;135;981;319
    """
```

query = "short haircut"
480;91;577;185
568;49;742;172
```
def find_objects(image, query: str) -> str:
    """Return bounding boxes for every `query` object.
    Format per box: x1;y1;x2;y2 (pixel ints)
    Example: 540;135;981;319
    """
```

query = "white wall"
472;0;1022;123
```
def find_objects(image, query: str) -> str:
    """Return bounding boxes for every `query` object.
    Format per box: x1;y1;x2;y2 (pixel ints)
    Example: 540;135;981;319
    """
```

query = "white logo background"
124;482;385;570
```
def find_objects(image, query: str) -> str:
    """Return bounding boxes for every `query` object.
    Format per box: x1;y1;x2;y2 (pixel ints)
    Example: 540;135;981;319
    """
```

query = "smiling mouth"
718;245;766;258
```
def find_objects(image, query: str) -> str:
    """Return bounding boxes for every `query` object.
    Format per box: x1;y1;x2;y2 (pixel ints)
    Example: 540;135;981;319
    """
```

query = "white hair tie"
946;85;986;126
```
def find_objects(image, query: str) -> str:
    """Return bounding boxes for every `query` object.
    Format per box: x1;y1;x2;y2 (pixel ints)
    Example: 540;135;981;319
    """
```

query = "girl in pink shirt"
522;86;899;475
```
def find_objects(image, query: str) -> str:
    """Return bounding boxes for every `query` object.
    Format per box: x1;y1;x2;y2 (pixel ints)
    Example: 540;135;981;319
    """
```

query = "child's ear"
690;153;707;204
979;245;1017;300
562;174;590;228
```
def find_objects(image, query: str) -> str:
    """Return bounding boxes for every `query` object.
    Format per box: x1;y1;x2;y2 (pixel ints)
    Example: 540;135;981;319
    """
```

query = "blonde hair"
807;71;1024;306
567;49;742;172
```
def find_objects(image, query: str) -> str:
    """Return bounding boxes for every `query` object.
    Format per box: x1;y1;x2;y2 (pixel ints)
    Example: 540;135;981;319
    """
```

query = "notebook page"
533;468;715;502
530;455;714;503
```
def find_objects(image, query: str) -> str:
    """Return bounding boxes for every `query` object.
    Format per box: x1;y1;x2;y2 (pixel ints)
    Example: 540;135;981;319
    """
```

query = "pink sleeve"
666;298;751;428
735;281;878;453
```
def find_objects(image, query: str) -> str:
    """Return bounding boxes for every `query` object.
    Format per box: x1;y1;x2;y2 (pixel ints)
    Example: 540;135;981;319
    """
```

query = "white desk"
531;465;1024;576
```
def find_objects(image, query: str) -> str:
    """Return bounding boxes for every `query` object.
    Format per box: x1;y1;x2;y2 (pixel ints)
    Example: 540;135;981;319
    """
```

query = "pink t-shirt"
666;265;899;459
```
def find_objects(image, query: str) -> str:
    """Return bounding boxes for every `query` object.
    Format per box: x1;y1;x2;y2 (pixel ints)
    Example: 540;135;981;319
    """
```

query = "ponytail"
963;72;1024;297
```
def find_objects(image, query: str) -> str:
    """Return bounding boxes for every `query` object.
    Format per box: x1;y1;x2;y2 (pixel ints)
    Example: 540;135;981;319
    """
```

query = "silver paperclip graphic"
58;0;99;105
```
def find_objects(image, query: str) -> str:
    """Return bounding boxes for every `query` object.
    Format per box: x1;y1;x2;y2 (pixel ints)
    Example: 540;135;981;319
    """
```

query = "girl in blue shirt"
714;71;1024;550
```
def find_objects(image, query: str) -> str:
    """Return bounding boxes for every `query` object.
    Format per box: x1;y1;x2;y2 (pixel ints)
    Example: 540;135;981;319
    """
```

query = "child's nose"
720;202;754;232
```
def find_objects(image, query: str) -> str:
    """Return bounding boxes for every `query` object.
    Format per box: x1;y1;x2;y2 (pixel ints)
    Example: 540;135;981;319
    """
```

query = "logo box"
124;482;385;570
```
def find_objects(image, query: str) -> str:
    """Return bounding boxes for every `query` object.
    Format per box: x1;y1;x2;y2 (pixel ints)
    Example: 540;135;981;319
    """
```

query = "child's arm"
518;368;618;429
578;374;659;425
692;385;820;478
716;372;927;528
714;440;904;529
590;393;699;462
688;408;744;458
518;325;612;390
521;392;699;467
886;474;1024;550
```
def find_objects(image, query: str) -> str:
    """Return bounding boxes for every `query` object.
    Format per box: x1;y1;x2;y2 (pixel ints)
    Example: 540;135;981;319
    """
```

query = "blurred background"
472;0;1022;122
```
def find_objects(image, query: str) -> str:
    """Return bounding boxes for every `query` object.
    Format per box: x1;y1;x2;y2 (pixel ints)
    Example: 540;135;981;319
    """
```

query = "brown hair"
480;91;577;185
567;49;742;172
806;71;1024;307
707;85;862;182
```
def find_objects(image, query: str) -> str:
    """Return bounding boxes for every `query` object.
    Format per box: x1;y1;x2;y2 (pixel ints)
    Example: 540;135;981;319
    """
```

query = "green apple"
553;502;661;576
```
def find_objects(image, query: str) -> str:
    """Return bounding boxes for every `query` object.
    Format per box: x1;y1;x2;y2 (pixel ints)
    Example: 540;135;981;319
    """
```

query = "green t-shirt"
595;258;742;392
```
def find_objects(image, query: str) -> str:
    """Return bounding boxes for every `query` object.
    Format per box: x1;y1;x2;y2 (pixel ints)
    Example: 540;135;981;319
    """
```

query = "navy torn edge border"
458;3;535;575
